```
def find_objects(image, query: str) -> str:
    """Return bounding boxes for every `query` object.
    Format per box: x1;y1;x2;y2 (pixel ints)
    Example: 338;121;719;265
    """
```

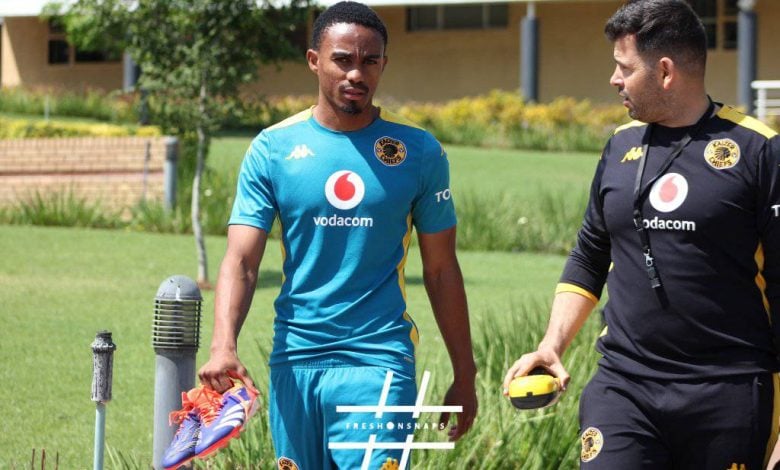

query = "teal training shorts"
269;360;419;470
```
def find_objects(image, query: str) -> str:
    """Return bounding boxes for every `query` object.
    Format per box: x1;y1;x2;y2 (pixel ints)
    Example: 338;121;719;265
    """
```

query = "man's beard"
339;101;362;115
622;80;666;123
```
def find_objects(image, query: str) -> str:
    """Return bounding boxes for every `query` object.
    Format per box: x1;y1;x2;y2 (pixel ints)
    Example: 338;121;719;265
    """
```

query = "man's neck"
312;102;379;132
655;93;711;128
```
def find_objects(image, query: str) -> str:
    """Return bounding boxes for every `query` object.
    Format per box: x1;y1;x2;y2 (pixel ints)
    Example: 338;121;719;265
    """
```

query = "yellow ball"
508;368;562;410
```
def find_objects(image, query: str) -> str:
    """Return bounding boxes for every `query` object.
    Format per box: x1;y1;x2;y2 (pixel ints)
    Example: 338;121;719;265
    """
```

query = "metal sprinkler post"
91;331;117;470
151;275;202;469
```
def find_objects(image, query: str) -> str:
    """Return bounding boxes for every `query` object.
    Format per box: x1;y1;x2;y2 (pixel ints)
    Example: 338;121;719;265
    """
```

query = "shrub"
0;86;139;123
395;91;628;153
0;116;160;138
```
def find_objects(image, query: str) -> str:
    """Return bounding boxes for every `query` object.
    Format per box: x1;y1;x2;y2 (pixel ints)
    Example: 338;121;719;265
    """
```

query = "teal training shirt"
229;108;456;376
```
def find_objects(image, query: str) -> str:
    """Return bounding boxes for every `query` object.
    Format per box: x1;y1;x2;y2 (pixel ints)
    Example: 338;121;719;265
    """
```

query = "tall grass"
1;166;237;236
0;87;138;123
456;189;588;254
0;191;123;229
94;301;602;469
182;302;603;469
1;187;584;255
126;167;237;236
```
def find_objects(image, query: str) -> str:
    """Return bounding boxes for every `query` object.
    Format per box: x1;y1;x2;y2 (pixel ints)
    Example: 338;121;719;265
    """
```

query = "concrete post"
91;331;117;470
123;52;140;92
152;275;202;470
163;137;179;212
521;2;539;102
738;0;757;115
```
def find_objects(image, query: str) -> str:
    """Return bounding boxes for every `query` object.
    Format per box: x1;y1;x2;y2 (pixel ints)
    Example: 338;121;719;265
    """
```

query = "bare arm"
502;291;597;393
418;227;477;441
768;437;780;470
198;224;268;393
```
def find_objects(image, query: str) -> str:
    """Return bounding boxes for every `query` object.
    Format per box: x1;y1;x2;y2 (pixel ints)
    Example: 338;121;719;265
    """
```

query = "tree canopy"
45;0;312;286
46;0;309;105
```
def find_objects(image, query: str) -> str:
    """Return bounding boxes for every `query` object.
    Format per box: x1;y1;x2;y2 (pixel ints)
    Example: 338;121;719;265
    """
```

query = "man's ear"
659;57;674;90
306;49;319;74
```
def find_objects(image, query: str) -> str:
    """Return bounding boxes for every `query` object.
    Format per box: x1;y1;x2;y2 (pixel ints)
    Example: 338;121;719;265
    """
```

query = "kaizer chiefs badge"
704;138;740;170
580;427;604;462
278;457;299;470
374;136;407;166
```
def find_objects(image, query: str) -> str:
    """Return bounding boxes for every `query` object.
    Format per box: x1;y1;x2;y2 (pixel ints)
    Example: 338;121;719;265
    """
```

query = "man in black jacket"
504;1;780;468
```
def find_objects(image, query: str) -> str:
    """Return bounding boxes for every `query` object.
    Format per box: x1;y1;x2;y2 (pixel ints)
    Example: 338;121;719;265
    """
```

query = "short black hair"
311;1;388;50
605;0;706;75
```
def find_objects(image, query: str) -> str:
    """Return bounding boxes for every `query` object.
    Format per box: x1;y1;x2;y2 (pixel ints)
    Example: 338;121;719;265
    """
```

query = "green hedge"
0;116;160;138
3;87;778;153
395;91;630;152
227;91;630;152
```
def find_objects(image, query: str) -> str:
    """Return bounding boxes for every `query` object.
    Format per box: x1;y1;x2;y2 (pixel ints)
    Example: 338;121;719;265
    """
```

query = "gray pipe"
151;276;201;469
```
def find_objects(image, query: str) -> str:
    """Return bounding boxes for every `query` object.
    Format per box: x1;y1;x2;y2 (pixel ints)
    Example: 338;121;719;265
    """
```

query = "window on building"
407;3;509;31
48;40;70;64
48;19;120;65
47;19;69;64
688;0;738;50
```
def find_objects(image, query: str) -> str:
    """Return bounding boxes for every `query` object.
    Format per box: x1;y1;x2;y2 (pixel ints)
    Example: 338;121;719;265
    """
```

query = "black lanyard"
632;99;715;294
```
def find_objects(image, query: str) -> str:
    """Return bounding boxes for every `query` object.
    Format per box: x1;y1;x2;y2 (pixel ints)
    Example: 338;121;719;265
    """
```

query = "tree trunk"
192;78;210;288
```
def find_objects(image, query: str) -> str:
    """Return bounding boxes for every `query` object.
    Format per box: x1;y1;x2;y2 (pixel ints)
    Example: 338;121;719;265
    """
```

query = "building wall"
374;5;525;102
249;2;624;103
536;1;621;103
1;17;122;91
3;1;779;105
757;0;780;82
249;4;530;102
252;0;779;107
245;60;316;99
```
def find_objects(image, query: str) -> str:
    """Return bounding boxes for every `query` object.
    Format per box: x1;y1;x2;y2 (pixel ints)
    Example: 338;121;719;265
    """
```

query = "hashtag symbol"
328;370;461;469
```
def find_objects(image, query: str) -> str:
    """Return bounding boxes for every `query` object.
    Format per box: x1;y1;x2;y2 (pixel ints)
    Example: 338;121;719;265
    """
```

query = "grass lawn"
0;134;602;467
0;224;580;468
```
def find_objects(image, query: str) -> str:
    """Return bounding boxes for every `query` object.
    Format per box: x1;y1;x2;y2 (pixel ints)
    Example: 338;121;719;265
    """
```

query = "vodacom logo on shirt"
325;170;365;210
644;173;696;231
648;173;688;212
314;170;374;228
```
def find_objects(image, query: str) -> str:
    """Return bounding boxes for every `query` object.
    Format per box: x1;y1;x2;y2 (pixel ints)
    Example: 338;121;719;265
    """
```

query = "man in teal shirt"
198;2;477;468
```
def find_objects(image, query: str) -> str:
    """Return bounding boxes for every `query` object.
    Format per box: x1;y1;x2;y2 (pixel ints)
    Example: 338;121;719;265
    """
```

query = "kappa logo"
374;136;407;166
648;173;688;213
704;138;740;169
325;170;365;210
277;457;299;470
285;144;314;160
580;427;603;462
621;146;643;163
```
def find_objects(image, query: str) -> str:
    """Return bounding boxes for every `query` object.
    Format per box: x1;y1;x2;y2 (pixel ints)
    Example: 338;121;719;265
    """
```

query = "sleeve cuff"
555;282;599;304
